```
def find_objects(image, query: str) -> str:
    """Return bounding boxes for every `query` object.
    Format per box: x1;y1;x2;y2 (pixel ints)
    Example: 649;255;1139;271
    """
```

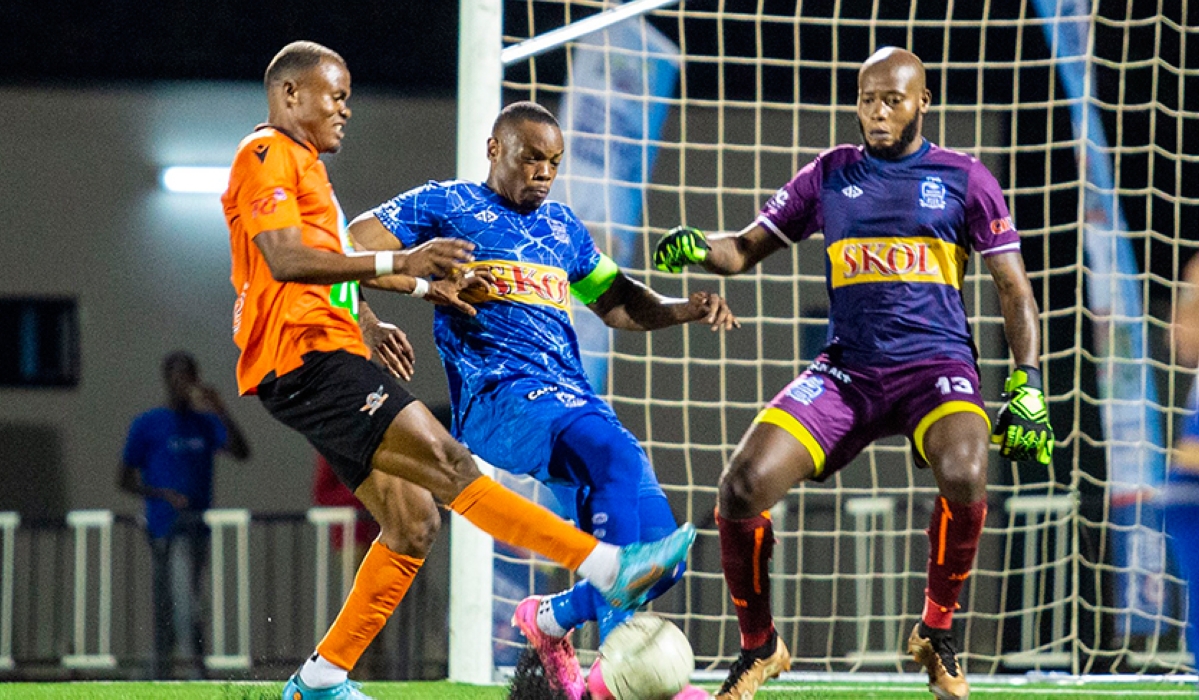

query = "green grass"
0;681;1193;700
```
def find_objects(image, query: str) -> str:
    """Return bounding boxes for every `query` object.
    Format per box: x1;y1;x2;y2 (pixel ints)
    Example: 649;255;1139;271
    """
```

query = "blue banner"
1032;0;1168;636
555;15;680;391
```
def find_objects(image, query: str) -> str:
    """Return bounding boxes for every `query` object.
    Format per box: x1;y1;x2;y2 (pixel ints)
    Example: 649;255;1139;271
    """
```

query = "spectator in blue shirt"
119;351;250;679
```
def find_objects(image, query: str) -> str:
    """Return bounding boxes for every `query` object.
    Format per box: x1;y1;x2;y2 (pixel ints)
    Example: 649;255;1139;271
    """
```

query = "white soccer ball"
598;613;695;700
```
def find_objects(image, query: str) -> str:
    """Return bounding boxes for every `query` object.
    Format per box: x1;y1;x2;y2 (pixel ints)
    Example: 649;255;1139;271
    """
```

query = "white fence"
0;508;446;679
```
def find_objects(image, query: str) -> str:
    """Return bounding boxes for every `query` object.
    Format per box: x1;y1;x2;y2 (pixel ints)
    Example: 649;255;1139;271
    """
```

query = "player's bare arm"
255;225;474;284
358;299;416;380
587;271;739;331
983;251;1041;367
985;250;1054;465
348;214;495;315
655;221;785;276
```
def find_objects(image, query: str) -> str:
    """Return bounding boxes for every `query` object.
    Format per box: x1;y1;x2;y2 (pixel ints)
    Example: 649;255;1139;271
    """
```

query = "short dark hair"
491;101;560;136
264;41;345;90
162;350;198;379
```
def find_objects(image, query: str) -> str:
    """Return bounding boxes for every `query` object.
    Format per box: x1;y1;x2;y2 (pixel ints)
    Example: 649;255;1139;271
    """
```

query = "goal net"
456;0;1199;680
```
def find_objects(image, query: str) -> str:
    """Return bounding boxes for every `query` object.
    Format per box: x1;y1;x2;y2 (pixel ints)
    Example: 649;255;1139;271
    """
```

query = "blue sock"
548;495;686;642
544;414;687;642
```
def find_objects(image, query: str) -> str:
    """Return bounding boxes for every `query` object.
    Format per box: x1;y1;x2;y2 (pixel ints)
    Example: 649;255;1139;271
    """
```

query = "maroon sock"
717;511;775;650
923;497;987;629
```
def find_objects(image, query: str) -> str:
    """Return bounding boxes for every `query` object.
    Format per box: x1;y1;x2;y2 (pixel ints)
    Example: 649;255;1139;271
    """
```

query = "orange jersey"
222;125;368;395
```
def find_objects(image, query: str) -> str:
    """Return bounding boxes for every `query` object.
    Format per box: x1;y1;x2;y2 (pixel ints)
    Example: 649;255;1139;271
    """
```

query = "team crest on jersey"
842;185;863;199
548;218;570;243
786;375;825;405
919;176;947;210
475;210;498;224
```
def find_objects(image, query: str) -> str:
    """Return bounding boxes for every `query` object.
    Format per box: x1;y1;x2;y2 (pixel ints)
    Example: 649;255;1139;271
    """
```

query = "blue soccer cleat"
597;523;696;610
283;673;375;700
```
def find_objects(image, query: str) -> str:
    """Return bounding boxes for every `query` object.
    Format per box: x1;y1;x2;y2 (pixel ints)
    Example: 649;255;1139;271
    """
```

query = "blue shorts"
457;378;623;485
759;351;990;480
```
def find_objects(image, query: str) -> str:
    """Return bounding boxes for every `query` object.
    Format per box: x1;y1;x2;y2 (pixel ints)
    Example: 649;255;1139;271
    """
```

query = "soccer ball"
595;613;694;700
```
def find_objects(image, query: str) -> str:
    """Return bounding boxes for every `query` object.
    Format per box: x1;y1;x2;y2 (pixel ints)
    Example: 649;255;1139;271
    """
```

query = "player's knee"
719;461;763;519
404;504;442;554
377;499;441;557
930;444;988;502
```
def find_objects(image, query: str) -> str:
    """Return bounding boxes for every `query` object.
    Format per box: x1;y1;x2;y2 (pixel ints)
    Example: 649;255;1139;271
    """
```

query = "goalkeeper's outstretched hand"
654;226;709;273
991;366;1053;465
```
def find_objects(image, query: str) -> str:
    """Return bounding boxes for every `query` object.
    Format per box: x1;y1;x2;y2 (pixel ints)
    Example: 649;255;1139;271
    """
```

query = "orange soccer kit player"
222;40;693;700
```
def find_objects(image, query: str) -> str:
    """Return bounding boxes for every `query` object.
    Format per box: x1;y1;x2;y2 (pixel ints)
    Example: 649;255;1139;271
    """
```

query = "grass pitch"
0;680;1194;700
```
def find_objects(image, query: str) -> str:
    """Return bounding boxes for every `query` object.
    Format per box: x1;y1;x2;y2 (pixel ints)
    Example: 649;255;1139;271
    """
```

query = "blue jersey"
760;140;1021;366
122;408;227;538
371;180;611;472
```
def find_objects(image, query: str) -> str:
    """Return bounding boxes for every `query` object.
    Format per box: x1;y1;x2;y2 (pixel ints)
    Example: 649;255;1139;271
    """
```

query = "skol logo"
841;241;940;278
470;260;571;312
829;237;963;288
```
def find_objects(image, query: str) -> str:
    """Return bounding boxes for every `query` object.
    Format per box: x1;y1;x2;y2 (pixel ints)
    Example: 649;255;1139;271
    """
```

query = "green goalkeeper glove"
991;365;1054;465
654;226;710;273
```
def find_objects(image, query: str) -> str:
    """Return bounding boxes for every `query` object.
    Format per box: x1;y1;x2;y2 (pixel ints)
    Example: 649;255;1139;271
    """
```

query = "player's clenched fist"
397;238;476;278
654;226;710;272
991;366;1054;465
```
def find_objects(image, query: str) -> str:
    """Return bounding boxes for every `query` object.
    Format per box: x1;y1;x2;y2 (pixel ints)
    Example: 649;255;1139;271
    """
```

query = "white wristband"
411;277;430;298
374;251;394;277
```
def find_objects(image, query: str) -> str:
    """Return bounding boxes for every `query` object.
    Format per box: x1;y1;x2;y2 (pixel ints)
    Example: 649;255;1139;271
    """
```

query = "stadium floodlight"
160;166;229;194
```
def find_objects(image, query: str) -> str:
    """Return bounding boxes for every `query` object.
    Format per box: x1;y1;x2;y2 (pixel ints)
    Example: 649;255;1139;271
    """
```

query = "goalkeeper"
655;47;1052;700
350;101;736;700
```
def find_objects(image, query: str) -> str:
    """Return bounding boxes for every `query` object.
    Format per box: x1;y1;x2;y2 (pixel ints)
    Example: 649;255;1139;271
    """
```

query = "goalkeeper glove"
654;226;710;273
991;365;1054;465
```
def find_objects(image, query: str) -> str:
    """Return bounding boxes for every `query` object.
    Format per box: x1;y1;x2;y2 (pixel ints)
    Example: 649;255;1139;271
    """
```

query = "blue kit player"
654;48;1054;700
1165;253;1199;673
349;101;737;700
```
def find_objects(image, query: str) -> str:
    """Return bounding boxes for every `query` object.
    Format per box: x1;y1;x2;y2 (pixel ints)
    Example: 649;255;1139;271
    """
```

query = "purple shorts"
759;353;990;480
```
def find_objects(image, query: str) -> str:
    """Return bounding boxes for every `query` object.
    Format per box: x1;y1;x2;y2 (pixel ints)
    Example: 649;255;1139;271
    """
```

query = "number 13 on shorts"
936;376;973;395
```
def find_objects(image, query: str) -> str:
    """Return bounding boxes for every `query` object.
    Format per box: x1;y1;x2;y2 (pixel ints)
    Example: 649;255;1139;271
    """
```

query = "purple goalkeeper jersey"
758;139;1021;366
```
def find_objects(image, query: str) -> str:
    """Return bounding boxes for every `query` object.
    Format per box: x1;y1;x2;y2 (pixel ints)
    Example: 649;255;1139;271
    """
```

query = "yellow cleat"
908;623;970;700
715;634;791;700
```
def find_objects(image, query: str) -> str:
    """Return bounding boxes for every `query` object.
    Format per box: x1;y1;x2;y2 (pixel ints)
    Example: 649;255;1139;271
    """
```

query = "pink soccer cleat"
586;658;614;700
512;596;585;700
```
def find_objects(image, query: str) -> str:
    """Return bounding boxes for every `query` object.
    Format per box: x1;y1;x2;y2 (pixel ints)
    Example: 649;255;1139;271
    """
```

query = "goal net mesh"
486;0;1198;677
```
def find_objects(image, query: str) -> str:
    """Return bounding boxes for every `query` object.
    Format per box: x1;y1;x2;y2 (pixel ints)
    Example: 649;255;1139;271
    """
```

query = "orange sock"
315;540;422;670
449;475;597;570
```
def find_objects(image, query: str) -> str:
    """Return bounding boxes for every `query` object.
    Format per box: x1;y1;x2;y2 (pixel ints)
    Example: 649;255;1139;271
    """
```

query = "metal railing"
0;508;448;680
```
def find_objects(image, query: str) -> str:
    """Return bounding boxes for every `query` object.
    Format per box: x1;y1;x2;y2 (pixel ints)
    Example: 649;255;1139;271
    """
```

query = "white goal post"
452;0;1198;685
